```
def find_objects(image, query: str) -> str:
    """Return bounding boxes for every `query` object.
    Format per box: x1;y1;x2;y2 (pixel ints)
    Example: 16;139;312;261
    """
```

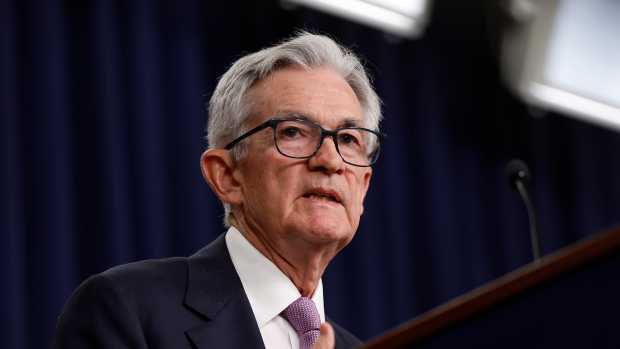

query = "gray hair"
206;31;382;226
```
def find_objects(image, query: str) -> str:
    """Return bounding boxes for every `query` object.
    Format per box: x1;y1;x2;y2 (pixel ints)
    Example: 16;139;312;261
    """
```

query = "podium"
363;225;620;348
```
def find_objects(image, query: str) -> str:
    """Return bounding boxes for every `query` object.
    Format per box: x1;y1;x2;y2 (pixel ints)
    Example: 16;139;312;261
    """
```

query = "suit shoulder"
68;256;189;308
54;257;189;348
101;257;187;284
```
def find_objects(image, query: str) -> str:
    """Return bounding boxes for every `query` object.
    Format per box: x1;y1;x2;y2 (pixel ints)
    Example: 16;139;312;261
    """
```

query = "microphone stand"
506;159;542;262
515;180;541;261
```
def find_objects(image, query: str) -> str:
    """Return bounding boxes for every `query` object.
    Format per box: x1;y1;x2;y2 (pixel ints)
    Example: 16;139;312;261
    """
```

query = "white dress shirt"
225;227;326;349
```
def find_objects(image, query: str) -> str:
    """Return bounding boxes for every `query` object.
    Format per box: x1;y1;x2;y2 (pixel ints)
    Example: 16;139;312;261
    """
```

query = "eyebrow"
277;111;363;128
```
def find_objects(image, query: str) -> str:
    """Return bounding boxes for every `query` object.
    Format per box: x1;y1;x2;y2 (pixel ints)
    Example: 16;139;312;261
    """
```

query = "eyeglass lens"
274;120;378;166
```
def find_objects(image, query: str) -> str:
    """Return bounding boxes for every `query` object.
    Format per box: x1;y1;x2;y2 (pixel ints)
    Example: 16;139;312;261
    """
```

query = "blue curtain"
3;1;620;348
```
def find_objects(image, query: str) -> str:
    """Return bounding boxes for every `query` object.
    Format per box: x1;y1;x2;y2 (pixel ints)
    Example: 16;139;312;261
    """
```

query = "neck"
231;216;339;297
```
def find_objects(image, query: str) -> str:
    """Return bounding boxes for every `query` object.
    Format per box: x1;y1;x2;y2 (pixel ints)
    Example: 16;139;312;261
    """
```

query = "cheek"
253;164;299;209
346;180;366;217
241;165;274;211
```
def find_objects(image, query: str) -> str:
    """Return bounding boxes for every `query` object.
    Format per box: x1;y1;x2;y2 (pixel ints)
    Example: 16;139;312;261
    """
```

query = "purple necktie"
282;297;321;349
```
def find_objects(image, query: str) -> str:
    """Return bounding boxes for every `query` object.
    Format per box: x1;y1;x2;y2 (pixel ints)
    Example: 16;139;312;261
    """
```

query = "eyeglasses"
224;117;384;167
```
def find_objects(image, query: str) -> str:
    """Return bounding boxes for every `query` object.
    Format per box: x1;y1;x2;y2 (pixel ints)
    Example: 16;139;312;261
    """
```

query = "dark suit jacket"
53;234;362;348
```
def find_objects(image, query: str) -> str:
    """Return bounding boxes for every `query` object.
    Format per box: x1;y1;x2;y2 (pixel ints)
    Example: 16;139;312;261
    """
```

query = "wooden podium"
363;225;620;349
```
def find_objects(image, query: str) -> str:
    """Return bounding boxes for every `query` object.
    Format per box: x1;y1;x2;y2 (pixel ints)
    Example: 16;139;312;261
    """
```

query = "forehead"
247;66;364;128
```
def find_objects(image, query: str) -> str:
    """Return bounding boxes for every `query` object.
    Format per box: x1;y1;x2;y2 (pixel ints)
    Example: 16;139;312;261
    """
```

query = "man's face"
234;66;372;251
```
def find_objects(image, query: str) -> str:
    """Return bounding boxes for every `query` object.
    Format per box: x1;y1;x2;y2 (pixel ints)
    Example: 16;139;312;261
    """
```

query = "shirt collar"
225;226;325;328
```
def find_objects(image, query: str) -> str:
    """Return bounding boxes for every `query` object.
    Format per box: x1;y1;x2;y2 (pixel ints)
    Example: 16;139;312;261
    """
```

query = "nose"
308;136;344;174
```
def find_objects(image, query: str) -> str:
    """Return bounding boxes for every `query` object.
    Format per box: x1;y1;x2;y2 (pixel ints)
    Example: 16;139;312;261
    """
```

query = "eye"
279;126;304;139
337;131;362;146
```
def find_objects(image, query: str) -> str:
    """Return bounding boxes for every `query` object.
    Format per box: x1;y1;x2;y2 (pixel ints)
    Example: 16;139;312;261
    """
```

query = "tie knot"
282;297;321;348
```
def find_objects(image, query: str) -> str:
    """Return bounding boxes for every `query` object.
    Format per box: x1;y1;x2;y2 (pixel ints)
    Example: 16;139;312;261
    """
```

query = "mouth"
302;188;343;204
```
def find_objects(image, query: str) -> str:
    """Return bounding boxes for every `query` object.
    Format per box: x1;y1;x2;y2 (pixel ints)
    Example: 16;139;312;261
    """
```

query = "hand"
311;322;335;349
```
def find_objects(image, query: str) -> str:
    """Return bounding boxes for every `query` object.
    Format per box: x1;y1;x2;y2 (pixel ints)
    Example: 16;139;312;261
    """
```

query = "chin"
298;216;355;245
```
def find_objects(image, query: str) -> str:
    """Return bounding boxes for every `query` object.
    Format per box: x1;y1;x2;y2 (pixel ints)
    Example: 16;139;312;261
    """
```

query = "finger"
312;322;335;349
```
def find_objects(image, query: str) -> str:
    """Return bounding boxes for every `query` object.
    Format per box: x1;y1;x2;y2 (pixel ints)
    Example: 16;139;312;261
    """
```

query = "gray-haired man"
54;32;383;349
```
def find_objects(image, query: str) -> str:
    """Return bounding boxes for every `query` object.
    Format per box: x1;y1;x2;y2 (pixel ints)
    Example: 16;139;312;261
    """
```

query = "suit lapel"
330;317;360;349
184;234;265;349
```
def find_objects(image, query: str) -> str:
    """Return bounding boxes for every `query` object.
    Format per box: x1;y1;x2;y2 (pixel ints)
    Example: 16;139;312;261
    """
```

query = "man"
54;32;383;349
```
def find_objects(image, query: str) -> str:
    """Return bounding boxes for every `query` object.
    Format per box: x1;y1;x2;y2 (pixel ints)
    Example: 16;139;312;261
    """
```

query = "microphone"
505;159;542;261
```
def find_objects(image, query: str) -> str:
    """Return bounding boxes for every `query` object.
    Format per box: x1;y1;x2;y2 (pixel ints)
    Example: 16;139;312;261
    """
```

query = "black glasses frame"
224;117;385;167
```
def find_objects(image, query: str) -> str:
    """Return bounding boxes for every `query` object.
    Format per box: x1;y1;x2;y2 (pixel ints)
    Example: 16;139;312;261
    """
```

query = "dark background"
2;0;620;348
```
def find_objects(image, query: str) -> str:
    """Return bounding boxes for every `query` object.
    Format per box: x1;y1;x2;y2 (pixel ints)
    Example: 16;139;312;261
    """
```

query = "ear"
200;149;243;206
359;168;372;216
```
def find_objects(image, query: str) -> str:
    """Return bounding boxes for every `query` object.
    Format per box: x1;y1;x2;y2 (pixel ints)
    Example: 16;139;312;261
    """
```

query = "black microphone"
505;159;542;261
